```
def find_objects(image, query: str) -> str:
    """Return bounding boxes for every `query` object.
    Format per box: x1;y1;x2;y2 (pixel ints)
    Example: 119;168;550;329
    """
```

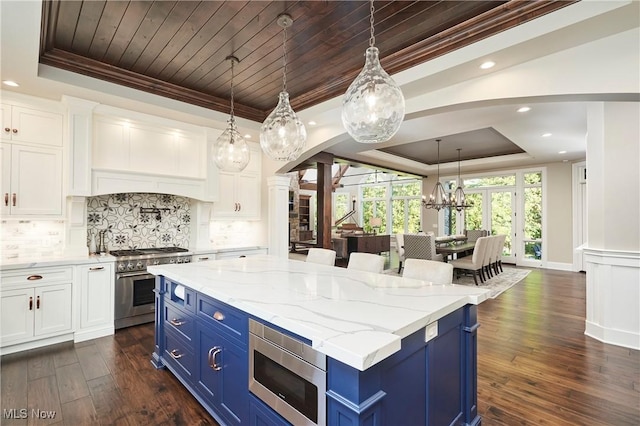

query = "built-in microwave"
248;319;327;426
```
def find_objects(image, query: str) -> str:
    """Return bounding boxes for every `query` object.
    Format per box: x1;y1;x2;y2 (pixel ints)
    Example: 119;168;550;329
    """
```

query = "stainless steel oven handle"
116;272;155;279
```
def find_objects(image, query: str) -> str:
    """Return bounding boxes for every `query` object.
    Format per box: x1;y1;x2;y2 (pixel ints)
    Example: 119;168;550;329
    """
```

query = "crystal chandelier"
260;14;307;161
451;148;471;211
422;139;450;211
341;0;405;143
212;55;250;172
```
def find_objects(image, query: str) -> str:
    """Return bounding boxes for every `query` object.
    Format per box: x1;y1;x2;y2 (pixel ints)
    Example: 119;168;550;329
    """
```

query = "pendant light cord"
436;139;441;179
282;25;288;92
369;0;375;48
230;58;236;123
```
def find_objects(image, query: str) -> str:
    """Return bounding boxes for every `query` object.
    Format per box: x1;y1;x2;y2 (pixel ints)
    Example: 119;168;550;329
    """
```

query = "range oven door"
249;333;326;426
114;271;156;329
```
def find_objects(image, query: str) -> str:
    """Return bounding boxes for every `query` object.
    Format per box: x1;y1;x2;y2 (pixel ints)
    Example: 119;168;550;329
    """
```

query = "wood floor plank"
1;356;28;425
51;343;78;369
75;344;110;381
26;350;56;381
60;395;98;425
26;375;62;425
86;375;131;426
55;363;90;404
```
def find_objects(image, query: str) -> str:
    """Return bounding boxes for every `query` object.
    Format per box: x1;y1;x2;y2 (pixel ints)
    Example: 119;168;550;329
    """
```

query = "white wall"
546;162;574;264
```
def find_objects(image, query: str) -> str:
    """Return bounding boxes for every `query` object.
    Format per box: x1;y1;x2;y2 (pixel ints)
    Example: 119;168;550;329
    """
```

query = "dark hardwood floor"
1;268;639;425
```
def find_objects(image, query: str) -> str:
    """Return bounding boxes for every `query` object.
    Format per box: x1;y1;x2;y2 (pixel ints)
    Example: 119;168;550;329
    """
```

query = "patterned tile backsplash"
87;193;191;250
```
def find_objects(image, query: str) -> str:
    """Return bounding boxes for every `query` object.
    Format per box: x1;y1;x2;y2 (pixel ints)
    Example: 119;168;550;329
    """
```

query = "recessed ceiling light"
517;106;531;113
244;134;252;139
480;61;495;69
542;133;552;137
3;80;19;87
558;150;567;154
308;121;317;126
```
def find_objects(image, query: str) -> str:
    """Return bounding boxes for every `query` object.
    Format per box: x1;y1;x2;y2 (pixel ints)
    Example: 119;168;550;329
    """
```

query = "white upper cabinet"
1;142;63;217
1;103;63;147
92;115;205;179
212;143;261;220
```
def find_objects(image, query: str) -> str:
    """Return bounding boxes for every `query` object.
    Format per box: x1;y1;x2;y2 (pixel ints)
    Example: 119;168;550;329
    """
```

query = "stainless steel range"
112;247;191;329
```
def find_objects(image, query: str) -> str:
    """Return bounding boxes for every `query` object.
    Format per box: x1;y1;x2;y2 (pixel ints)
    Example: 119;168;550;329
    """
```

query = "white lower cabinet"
1;267;73;348
75;262;115;342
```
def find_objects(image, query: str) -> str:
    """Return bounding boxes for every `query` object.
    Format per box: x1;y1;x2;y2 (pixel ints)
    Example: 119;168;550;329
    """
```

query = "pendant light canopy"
342;0;405;143
422;139;450;211
260;14;307;162
452;148;471;211
213;56;250;172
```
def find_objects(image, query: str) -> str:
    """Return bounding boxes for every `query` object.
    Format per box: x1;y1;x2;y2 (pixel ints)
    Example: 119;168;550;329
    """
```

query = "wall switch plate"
425;321;438;342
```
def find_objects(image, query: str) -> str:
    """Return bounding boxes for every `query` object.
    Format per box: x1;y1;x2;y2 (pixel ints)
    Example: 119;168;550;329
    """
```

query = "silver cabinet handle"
208;346;222;371
169;349;183;360
169;318;185;327
89;266;104;271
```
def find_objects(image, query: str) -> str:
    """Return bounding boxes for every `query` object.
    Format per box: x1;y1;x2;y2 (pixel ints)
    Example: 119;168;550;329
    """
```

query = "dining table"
436;241;476;261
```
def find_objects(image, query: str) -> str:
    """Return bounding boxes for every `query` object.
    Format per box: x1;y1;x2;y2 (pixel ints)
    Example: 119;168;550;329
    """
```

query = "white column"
267;175;291;258
584;102;640;350
61;96;98;196
190;201;213;249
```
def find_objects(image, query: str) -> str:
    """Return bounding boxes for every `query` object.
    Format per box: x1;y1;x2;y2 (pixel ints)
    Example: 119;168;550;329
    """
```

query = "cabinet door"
34;283;73;337
78;264;114;329
213;171;238;217
0;143;10;216
10;144;62;215
236;173;260;219
1;104;10;140
196;324;248;426
10;106;63;147
0;288;34;345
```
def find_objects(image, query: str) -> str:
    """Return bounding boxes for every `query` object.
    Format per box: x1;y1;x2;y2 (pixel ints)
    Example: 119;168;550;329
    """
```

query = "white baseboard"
74;326;115;343
585;320;640;350
0;333;74;356
545;261;574;271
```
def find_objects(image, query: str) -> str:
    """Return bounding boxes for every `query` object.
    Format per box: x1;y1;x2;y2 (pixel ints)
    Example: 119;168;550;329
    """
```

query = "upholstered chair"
493;234;507;273
306;248;337;266
395;233;406;273
403;234;444;262
482;236;496;280
402;259;454;285
465;229;489;243
450;236;490;285
347;252;385;274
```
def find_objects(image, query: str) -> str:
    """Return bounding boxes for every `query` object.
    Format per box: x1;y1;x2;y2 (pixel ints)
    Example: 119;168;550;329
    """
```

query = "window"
333;193;350;225
391;180;422;234
523;172;542;260
362;184;386;234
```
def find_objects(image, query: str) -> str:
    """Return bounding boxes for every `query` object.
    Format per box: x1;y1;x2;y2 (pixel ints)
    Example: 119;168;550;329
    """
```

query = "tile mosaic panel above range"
87;193;191;250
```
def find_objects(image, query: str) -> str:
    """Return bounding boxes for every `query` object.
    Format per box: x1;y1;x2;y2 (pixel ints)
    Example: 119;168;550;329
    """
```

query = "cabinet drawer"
163;328;195;382
164;279;195;313
197;294;247;346
164;303;195;343
1;266;73;288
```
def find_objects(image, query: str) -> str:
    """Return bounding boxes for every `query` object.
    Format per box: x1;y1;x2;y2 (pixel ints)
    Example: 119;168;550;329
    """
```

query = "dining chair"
482;236;496;280
403;234;444;262
347;252;385;274
306;248;336;266
464;229;489;243
450;236;490;285
493;234;507;273
395;233;406;273
402;259;454;284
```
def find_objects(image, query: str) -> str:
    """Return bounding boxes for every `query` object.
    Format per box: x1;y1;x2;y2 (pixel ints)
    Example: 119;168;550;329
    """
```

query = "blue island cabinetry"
152;275;480;426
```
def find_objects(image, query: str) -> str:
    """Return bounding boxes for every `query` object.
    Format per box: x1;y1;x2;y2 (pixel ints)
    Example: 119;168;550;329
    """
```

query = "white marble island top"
148;255;490;371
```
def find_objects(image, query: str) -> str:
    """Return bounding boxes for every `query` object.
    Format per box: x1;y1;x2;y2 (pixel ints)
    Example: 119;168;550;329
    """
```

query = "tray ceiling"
39;0;574;122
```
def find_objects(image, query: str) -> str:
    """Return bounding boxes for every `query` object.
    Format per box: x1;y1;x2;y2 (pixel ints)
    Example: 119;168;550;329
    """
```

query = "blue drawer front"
165;279;196;313
163;328;195;382
197;294;247;346
164;302;195;343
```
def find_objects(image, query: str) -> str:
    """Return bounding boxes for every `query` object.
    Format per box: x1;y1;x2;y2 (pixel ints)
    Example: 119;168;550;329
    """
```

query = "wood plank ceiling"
40;1;575;123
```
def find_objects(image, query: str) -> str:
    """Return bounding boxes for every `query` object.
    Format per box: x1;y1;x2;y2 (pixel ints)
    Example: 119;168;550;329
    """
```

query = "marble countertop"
148;255;490;371
0;253;116;270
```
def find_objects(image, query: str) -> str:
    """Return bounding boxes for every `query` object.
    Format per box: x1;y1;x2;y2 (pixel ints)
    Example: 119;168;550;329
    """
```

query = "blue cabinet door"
249;394;291;426
196;323;248;425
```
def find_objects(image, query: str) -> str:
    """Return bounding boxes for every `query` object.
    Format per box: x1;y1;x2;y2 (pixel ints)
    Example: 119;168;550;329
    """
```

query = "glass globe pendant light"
260;14;307;162
342;0;405;143
213;55;250;172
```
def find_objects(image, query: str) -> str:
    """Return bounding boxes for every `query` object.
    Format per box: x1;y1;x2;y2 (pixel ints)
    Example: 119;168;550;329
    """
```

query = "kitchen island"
149;255;489;425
